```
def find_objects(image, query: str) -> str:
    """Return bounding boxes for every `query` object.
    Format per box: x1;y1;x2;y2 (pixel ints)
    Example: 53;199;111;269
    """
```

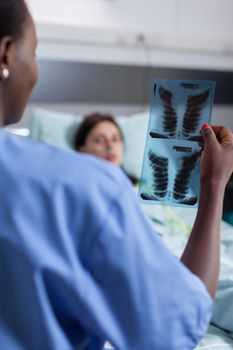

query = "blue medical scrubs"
0;129;212;349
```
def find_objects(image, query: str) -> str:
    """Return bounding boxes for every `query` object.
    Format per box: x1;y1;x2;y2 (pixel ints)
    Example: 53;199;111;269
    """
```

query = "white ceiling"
26;0;233;71
26;0;233;36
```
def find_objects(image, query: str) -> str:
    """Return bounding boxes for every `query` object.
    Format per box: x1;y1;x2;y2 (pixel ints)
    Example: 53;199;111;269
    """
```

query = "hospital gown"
0;129;212;349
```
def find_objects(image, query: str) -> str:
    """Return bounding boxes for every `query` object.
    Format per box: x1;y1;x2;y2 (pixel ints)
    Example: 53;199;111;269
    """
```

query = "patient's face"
80;121;124;166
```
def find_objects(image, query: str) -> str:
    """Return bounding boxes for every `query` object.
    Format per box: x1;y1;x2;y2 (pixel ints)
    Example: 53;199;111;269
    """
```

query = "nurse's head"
74;113;124;166
0;0;38;126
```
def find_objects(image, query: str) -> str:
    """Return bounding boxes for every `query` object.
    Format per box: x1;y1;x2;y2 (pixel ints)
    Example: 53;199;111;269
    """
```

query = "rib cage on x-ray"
182;89;210;138
148;149;168;198
139;79;215;208
158;86;177;138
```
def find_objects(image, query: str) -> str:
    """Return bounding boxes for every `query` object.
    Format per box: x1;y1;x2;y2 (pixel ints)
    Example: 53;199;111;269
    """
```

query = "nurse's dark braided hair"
0;0;29;40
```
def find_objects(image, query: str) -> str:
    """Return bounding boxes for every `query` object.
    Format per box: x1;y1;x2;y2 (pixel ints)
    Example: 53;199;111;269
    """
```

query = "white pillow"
29;108;82;150
117;113;149;178
29;108;149;178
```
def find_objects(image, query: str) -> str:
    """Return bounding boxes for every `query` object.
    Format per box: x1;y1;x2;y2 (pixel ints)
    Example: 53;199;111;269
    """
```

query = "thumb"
201;124;218;147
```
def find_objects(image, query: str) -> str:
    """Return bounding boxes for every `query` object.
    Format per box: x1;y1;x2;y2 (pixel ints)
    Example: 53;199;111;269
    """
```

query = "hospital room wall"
24;59;233;131
31;0;233;71
18;0;233;130
16;103;233;132
29;0;233;42
16;61;233;130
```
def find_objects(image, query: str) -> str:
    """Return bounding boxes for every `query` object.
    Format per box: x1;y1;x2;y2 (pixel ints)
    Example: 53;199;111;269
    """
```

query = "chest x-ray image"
139;79;215;207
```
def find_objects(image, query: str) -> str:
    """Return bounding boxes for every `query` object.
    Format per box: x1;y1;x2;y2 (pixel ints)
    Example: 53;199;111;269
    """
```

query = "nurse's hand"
200;124;233;189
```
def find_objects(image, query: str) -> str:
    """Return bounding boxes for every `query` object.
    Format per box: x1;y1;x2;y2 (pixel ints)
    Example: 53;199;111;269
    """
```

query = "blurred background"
12;0;233;219
14;0;233;128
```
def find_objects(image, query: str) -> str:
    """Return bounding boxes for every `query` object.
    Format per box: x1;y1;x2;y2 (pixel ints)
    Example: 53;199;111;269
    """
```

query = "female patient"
74;112;138;184
0;1;233;349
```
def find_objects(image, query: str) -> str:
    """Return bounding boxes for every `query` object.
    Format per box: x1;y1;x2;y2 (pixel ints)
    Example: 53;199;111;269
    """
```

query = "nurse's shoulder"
1;129;129;199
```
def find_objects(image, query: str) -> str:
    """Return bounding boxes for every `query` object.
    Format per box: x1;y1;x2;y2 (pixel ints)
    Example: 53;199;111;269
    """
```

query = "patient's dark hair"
0;0;29;40
74;112;124;150
74;112;138;185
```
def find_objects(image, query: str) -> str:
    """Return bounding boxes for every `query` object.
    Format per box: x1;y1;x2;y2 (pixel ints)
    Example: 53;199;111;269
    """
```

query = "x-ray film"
139;79;215;208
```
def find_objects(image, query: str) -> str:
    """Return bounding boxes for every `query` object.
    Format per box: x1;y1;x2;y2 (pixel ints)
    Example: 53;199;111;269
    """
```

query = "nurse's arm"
181;125;233;298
